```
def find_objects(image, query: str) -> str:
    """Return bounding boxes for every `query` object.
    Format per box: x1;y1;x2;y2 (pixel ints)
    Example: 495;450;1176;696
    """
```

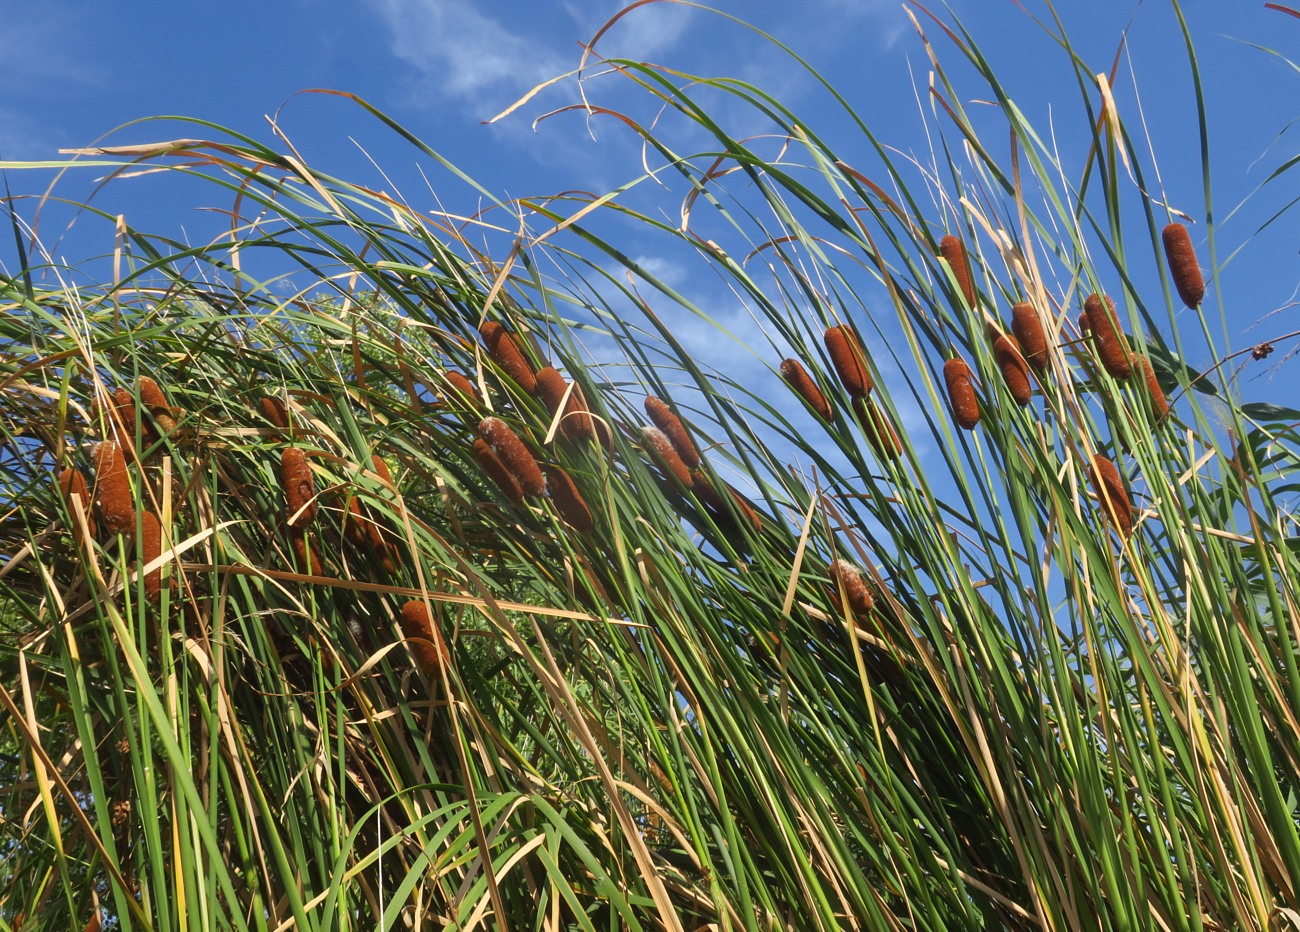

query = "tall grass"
1;2;1298;929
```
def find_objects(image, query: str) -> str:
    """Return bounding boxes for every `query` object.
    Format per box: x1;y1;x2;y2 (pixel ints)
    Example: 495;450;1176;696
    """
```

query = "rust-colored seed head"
1011;302;1048;371
940;234;977;308
535;367;596;441
342;496;370;547
853;397;901;460
400;600;450;679
371;455;394;489
693;471;761;532
479;321;537;394
992;335;1033;406
280;448;317;528
478;417;545;497
823;326;873;397
1078;310;1092;335
1083;293;1132;380
136;376;177;434
543;464;594;535
472;439;525;504
260;396;291;431
442;371;480;410
58;467;97;541
644;397;700;469
1138;356;1170;419
139;511;162;602
828;559;874;617
779;358;834;421
943;357;980;429
643;426;694;488
289;528;325;576
99;387;144;453
1089;454;1133;538
1162;223;1204;309
93;441;134;536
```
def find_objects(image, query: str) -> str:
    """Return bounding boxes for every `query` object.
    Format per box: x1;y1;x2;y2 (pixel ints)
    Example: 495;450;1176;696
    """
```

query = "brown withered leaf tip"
478;417;545;497
400;600;450;679
853;397;901;460
139;511;162;602
259;396;291;432
1089;454;1133;539
136;376;177;434
823;326;873;397
1162;223;1204;309
1083;293;1132;380
828;559;874;617
943;357;980;430
992;335;1033;406
1011;302;1048;372
939;234;977;309
779;358;834;421
479;321;538;394
442;371;480;410
280;448;317;528
535;367;596;441
93;441;135;536
58;467;97;542
644;396;700;469
543;464;594;535
1138;356;1170;419
643;426;694;489
472;439;525;504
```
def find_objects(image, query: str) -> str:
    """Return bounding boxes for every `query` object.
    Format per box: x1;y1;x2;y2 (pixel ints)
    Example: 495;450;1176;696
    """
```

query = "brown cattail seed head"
1138;356;1170;419
478;417;545;497
289;528;325;576
1084;293;1132;380
779;358;834;421
442;371;480;410
823;326;873;397
400;600;450;679
644;396;700;469
472;439;525;504
643;426;694;488
943;357;980;429
280;448;317;528
1089;454;1133;538
1162;223;1204;309
260;396;291;431
136;377;177;434
853;397;901;460
139;511;162;601
93;441;134;536
940;234;977;308
58;467;97;542
1011;302;1048;372
992;335;1033;406
543;464;594;535
828;559;874;617
693;471;761;533
479;321;537;394
535;367;596;441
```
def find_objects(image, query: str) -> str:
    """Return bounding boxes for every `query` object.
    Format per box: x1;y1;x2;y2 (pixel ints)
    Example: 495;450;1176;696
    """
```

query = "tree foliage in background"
1;2;1299;929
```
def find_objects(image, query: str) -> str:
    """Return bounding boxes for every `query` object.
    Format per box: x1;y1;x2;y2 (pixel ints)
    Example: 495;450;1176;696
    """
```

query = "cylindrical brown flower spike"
1011;302;1048;372
136;377;177;435
992;335;1033;406
643;427;694;489
260;396;291;432
400;600;451;680
58;467;97;542
1162;222;1204;309
779;359;834;421
644;397;700;469
828;559;874;618
823;326;873;397
472;439;525;504
853;397;901;460
692;471;762;533
543;464;594;535
535;367;596;441
1089;454;1133;538
289;528;326;577
93;441;135;536
1138;356;1170;419
280;448;317;528
479;321;537;394
943;357;980;429
139;511;162;602
939;234;977;309
442;371;480;410
1083;293;1132;380
478;417;545;497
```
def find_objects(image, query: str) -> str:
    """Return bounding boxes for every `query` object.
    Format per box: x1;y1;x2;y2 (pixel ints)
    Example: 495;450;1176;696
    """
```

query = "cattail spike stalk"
644;397;700;469
140;511;162;602
1162;223;1205;309
853;398;901;460
940;234;977;309
93;441;135;536
823;326;873;397
828;559;874;618
260;396;292;432
1089;455;1133;538
472;439;525;504
280;448;317;528
643;426;694;489
442;371;480;410
1011;302;1049;372
136;376;177;434
992;335;1033;406
479;322;538;394
779;359;834;421
58;467;97;542
1138;356;1170;419
943;357;980;429
478;417;545;497
1084;293;1132;380
535;367;597;441
544;464;594;535
400;600;450;680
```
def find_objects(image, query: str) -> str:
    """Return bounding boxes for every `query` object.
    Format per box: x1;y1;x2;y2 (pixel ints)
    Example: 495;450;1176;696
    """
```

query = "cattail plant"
1088;454;1133;539
136;376;177;435
823;326;873;397
853;397;901;460
280;448;317;528
1083;293;1132;380
692;470;762;533
642;426;694;488
939;234;977;309
472;438;525;504
399;600;450;680
289;528;325;576
1161;222;1205;309
479;321;538;393
992;334;1033;406
57;467;97;542
779;358;834;421
442;371;480;410
943;357;980;429
93;440;135;536
1011;302;1048;372
478;417;545;497
645;396;700;469
139;510;162;602
535;367;597;441
543;464;594;535
828;559;874;618
1138;356;1170;419
259;396;292;432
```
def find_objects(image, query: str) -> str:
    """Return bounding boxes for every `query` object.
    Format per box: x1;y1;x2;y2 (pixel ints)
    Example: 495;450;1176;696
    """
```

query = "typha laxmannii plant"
1083;293;1132;380
260;396;292;433
1089;454;1133;539
478;417;545;497
692;470;761;533
136;376;177;435
93;440;134;536
645;396;700;469
479;321;537;393
939;234;977;309
95;387;143;455
1011;302;1049;372
543;464;594;535
642;426;694;489
289;528;325;576
280;448;317;528
992;334;1033;406
472;439;525;504
400;600;450;680
535;367;596;441
58;467;97;543
1162;222;1205;309
823;326;872;397
1138;355;1170;419
943;357;980;429
852;397;901;460
442;371;480;410
828;559;874;619
139;511;162;602
779;358;834;421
